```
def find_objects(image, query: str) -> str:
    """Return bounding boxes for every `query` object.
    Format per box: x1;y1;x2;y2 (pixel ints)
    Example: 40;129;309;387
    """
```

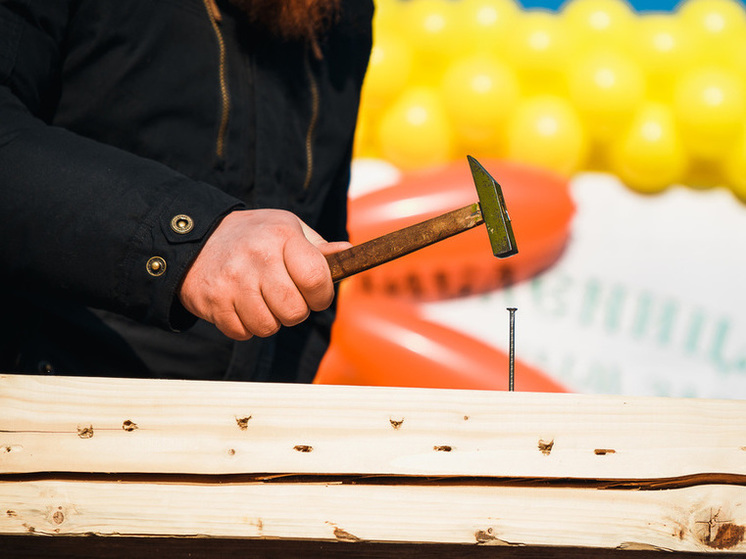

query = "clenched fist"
178;209;351;340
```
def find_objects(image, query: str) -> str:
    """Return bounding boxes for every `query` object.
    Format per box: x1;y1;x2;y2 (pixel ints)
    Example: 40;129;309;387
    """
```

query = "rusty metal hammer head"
468;155;518;258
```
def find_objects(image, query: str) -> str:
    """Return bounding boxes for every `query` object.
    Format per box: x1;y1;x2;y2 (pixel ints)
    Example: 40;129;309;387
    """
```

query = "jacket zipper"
202;0;230;160
303;51;320;190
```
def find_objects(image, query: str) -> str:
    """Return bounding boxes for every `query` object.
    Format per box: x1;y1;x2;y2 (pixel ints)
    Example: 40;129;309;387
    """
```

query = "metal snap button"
170;214;194;234
146;256;167;277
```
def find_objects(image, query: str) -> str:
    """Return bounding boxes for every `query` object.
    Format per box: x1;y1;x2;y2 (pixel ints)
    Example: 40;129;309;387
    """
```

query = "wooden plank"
1;480;746;552
2;374;746;479
2;374;746;553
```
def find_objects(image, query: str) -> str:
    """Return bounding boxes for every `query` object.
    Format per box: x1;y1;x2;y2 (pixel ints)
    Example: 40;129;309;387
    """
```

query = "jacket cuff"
122;177;244;332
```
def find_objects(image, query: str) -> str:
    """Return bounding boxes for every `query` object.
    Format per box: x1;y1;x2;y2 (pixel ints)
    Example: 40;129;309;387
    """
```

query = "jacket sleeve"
0;1;244;331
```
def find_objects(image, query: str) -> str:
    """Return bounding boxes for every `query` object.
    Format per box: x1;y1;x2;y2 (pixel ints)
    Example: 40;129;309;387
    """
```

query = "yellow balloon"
673;66;745;160
721;27;746;74
560;0;635;51
451;0;521;58
630;14;698;102
373;0;405;37
506;95;588;177
678;0;746;63
609;102;687;193
362;30;414;112
567;50;646;143
353;111;378;160
402;0;460;85
503;10;573;95
377;87;454;171
722;124;746;202
441;54;520;154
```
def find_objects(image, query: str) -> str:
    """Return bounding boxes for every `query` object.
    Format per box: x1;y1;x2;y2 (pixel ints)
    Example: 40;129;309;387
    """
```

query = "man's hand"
178;209;351;340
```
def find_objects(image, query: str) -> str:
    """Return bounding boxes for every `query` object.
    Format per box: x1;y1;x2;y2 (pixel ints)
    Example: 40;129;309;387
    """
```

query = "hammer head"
467;156;518;258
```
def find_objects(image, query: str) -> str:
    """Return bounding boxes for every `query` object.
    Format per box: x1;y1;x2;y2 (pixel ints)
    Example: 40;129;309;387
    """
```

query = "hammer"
326;156;518;282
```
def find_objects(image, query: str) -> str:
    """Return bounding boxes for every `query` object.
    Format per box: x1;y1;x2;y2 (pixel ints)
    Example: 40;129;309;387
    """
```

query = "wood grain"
2;480;746;552
2;374;746;553
2;374;745;479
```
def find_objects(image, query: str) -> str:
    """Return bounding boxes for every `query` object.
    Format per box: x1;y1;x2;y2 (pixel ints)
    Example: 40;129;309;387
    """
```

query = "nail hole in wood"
122;420;138;432
538;439;554;455
77;425;94;439
594;448;616;455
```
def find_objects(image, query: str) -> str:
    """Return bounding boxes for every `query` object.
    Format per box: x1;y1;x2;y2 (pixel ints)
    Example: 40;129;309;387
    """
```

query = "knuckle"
221;260;244;282
201;288;223;310
281;303;310;327
253;319;281;338
206;263;243;296
302;270;334;311
230;330;254;342
300;263;330;292
268;283;310;327
212;309;252;341
311;294;334;312
251;245;275;266
236;295;279;338
264;213;298;240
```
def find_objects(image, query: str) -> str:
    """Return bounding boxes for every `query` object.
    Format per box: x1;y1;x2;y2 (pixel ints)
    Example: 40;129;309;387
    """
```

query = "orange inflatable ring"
316;289;567;393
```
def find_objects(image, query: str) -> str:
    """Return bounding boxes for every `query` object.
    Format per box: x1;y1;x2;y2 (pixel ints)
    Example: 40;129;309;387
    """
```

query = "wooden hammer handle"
326;203;483;283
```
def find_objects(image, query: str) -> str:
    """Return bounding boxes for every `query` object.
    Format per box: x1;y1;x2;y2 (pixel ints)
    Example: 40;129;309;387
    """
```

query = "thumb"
298;220;327;247
317;240;353;256
298;220;352;254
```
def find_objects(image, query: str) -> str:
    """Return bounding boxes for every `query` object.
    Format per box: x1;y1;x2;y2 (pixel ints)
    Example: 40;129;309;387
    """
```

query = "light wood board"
2;374;746;478
2;374;746;552
1;480;745;552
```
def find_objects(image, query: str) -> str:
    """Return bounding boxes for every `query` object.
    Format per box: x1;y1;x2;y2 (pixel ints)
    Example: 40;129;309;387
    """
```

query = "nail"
507;308;517;391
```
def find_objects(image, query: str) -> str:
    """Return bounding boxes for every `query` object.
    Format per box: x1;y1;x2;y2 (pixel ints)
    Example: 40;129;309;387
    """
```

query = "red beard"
228;0;341;56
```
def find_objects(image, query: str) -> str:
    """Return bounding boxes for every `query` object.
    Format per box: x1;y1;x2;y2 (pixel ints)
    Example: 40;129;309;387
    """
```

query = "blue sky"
519;0;744;11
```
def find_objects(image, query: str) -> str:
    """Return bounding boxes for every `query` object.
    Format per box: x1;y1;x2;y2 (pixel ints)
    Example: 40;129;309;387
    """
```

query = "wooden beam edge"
2;480;746;552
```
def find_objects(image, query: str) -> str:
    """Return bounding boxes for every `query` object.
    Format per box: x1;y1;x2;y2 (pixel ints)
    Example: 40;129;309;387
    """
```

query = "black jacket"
0;0;373;381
